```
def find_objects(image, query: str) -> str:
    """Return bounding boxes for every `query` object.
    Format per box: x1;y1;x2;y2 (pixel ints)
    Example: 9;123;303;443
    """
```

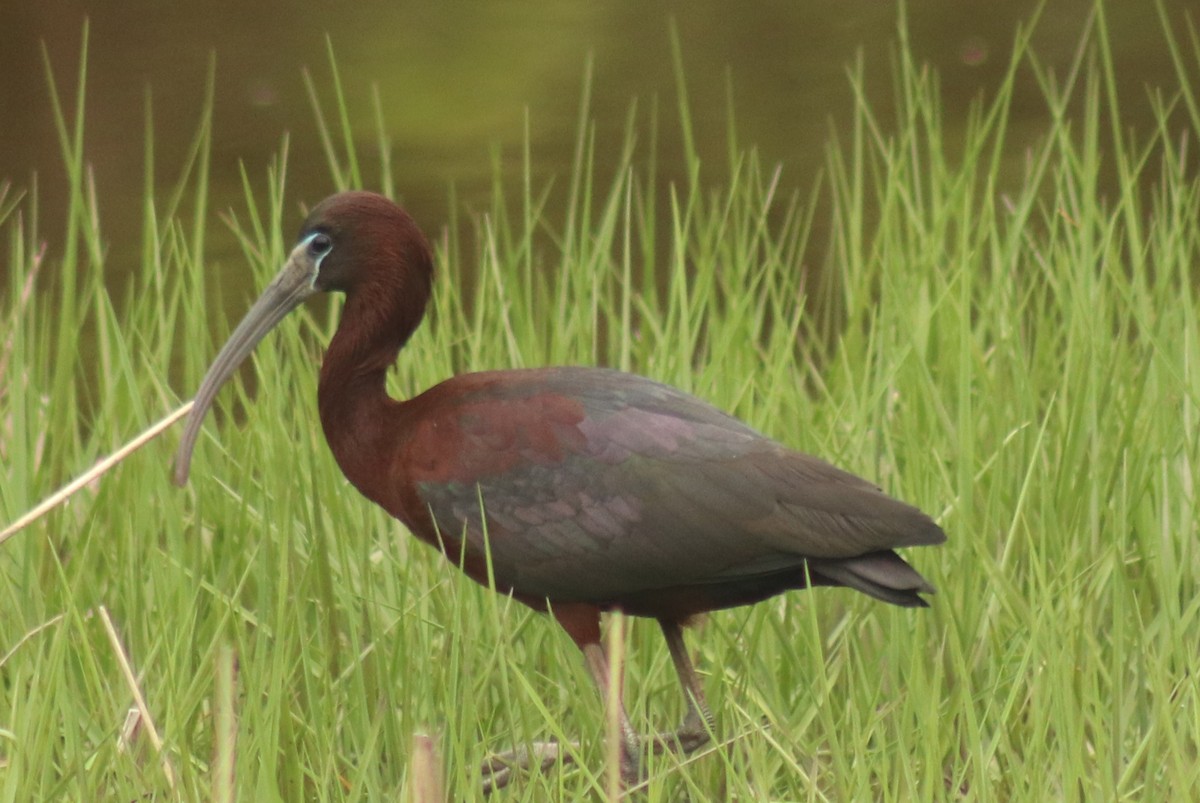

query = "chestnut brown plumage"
174;190;945;787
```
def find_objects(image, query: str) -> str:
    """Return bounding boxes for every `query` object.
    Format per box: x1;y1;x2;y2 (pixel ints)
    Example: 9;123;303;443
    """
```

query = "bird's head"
172;191;432;486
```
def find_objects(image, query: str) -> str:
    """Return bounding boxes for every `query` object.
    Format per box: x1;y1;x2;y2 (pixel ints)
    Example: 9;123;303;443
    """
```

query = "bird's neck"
316;289;423;504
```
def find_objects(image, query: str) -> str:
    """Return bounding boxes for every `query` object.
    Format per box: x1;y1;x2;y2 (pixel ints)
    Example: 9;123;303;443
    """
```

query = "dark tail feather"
809;550;936;608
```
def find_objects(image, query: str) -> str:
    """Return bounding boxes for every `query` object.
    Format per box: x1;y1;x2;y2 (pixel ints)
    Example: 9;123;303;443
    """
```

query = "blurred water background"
0;1;1193;294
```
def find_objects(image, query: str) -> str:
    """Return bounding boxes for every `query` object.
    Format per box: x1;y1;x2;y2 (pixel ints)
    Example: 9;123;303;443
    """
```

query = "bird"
173;190;945;788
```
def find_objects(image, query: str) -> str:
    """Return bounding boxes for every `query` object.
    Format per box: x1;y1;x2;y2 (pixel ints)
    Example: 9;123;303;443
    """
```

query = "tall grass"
3;5;1200;800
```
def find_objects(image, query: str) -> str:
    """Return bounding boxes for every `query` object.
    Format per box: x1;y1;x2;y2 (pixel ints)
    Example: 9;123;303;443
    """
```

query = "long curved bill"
173;238;323;486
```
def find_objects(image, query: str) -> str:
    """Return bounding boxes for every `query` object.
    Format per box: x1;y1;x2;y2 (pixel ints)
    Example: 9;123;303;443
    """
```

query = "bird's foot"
608;726;709;790
480;740;578;793
480;727;707;793
649;716;712;757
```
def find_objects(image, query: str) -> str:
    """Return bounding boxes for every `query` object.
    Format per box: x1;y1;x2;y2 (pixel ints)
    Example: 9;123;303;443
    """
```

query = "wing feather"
409;367;943;602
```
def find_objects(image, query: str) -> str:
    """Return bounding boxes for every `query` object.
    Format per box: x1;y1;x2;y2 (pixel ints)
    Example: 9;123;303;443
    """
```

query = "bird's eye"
308;233;333;258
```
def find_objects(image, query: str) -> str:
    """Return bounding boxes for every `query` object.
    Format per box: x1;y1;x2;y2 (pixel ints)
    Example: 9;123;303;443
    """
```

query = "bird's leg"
478;603;587;792
479;603;641;791
656;619;715;754
556;602;643;784
579;640;642;783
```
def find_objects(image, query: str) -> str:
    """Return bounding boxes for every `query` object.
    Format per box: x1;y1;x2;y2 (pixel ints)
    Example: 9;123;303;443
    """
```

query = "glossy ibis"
174;191;945;787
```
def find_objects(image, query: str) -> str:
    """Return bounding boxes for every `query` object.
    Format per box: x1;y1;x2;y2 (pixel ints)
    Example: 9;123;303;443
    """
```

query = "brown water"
0;1;1193;292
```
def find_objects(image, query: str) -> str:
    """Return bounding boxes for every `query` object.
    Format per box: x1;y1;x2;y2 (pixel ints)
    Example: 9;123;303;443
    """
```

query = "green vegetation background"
2;7;1198;801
